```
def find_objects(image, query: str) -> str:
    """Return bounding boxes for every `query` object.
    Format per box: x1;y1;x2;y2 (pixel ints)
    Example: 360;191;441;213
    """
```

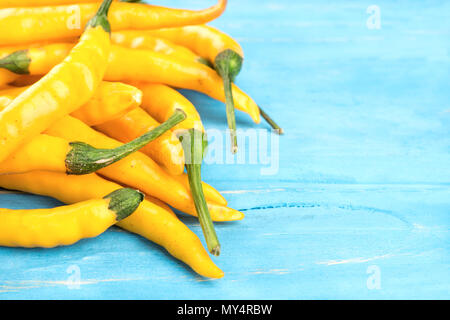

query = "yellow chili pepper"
147;25;242;68
95;107;185;176
130;82;228;206
94;106;226;205
133;82;222;254
0;171;224;278
108;45;260;124
0;0;143;9
0;69;18;88
170;173;227;207
145;194;177;219
0;0;113;164
0;81;142;126
136;82;205;133
111;30;207;65
148;25;284;143
71;81;141;126
0;0;227;46
45;115;244;222
0;110;186;175
0;43;260;125
0;43;75;86
147;25;244;151
0;85;225;207
0;188;143;248
134;82;229;207
0;0;103;8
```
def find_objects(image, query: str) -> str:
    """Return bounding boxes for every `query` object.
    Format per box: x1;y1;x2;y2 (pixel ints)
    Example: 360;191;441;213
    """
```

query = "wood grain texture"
0;0;449;299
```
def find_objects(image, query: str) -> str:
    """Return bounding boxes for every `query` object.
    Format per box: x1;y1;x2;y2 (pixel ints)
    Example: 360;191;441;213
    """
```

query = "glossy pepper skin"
0;0;141;8
107;45;260;124
0;0;113;164
134;82;228;207
0;188;143;248
0;110;186;175
129;82;227;206
45;115;244;222
0;81;142;126
146;25;244;68
0;85;226;207
147;25;284;134
0;0;227;45
95;107;186;176
136;82;205;133
146;25;244;152
0;171;225;278
95;105;227;207
0;43;260;124
134;82;221;254
111;30;207;65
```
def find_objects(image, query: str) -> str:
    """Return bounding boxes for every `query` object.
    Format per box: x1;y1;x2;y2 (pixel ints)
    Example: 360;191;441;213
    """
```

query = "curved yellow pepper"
95;107;185;176
0;87;226;206
0;171;224;278
0;188;143;248
46;115;243;222
111;30;206;65
0;43;260;124
0;110;186;175
146;25;243;69
0;0;227;45
0;0;113;164
135;82;205;133
0;0;101;8
0;81;142;126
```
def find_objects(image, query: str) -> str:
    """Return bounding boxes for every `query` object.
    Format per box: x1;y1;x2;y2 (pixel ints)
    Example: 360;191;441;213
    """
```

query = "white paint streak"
317;254;394;266
249;269;291;275
0;278;140;292
220;188;285;194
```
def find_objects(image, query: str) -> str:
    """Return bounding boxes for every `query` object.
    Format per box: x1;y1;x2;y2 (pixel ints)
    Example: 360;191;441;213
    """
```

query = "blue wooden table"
0;0;449;299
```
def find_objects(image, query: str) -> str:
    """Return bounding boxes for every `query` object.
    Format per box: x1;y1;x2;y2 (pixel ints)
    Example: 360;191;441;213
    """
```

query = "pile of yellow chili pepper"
0;0;282;279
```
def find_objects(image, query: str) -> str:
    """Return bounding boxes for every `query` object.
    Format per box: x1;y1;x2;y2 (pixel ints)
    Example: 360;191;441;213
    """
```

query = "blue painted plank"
0;0;449;299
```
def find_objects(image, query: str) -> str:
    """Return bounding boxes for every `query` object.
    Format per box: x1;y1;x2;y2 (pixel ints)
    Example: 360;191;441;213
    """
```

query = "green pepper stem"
104;188;144;221
86;0;113;33
179;129;221;256
215;50;243;154
66;109;186;175
197;57;214;69
258;106;284;135
0;50;30;75
222;75;238;154
186;162;221;256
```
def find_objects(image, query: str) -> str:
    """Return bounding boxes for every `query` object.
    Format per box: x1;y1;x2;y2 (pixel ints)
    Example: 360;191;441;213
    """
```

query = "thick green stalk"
86;0;113;33
66;109;186;175
104;188;144;221
179;129;220;256
215;49;243;154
